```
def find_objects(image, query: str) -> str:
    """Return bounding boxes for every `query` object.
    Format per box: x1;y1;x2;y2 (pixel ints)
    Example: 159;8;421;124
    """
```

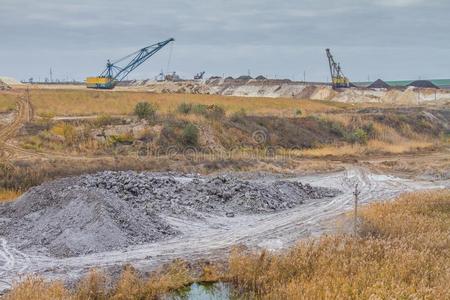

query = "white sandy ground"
0;166;448;292
0;77;22;86
126;80;450;104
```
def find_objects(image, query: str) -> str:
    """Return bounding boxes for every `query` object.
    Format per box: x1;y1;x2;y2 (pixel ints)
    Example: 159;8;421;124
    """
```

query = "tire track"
0;93;32;163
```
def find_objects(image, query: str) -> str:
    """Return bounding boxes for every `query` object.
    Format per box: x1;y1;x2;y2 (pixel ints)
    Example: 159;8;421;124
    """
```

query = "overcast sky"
1;0;449;82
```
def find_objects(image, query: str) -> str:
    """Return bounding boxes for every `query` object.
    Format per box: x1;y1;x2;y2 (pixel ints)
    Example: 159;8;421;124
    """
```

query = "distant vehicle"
164;72;181;82
194;71;205;80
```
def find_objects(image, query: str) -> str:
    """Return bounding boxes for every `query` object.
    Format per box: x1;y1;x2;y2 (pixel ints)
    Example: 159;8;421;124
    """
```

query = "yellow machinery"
326;48;350;89
85;76;115;89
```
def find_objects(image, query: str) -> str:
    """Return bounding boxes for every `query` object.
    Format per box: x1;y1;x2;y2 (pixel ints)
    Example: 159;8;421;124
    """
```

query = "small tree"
134;102;157;121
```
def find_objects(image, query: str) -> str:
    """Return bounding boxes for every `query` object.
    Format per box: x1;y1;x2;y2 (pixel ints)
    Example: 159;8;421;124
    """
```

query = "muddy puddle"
165;282;235;300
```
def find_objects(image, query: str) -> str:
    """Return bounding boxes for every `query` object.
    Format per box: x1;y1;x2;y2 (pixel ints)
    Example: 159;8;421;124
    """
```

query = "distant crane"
326;49;350;89
86;38;175;89
194;71;205;80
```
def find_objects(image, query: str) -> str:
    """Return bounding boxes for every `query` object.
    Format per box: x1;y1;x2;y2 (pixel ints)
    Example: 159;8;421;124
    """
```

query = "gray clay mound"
407;80;439;89
368;79;391;89
0;171;340;258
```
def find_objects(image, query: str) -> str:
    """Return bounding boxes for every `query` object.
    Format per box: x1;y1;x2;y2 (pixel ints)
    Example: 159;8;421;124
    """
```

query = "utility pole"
353;184;361;236
50;68;53;83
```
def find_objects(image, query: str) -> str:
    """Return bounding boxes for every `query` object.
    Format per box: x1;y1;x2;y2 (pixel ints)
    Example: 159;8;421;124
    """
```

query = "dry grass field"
296;140;435;157
228;189;450;299
0;94;17;113
22;89;352;117
4;190;449;299
0;87;442;169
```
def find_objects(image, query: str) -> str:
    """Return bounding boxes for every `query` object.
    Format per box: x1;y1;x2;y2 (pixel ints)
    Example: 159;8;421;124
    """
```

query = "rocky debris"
79;172;338;215
0;178;177;258
0;171;340;258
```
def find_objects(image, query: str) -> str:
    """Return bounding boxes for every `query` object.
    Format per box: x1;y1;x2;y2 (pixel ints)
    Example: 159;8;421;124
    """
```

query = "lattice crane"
326;49;350;89
86;38;174;89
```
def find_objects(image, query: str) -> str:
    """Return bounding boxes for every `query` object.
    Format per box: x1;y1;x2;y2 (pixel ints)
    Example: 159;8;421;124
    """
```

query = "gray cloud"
1;0;449;82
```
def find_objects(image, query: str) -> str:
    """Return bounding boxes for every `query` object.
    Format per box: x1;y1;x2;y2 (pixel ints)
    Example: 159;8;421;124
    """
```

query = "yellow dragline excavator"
86;38;174;89
326;48;351;89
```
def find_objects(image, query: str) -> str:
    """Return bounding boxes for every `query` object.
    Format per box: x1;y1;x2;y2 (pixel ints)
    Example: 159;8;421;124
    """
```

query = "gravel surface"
0;171;339;258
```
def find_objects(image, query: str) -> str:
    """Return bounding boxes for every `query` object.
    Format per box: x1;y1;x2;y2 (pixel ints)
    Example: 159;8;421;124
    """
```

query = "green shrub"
362;123;376;139
192;104;208;115
230;109;247;122
134;102;157;121
181;123;199;146
330;122;347;137
36;112;55;128
349;128;368;145
183;103;225;120
109;133;135;145
295;109;302;116
206;105;225;120
177;102;192;114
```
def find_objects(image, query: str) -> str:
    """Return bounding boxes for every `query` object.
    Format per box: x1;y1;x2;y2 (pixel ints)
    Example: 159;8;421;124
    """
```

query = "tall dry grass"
228;190;450;299
0;189;21;202
4;261;192;300
26;89;349;117
0;94;17;113
293;140;435;157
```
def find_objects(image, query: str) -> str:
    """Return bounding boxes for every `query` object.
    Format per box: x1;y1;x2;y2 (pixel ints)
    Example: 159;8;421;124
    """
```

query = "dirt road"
0;167;448;291
0;91;37;164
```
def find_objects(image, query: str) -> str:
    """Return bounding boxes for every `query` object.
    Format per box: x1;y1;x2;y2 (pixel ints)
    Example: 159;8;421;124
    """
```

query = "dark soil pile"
0;172;340;258
408;80;439;89
368;79;390;89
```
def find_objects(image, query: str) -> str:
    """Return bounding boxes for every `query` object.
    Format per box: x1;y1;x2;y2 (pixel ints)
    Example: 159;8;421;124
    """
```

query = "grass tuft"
0;189;21;202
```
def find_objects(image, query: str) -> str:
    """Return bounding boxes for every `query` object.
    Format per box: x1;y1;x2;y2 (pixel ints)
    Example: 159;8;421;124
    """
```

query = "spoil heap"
0;171;340;257
368;79;390;89
408;80;439;89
